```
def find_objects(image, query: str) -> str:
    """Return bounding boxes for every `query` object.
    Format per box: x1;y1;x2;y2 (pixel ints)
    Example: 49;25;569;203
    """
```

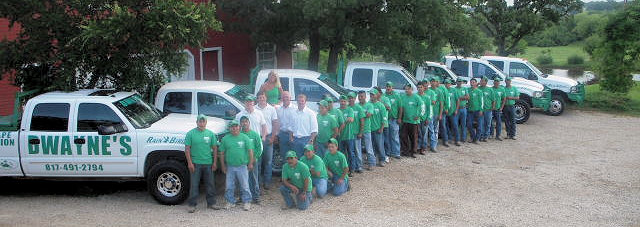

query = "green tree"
592;0;640;93
473;0;583;56
0;0;221;94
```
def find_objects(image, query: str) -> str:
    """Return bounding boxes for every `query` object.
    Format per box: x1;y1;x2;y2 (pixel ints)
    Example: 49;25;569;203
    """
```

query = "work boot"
187;206;196;213
243;203;251;211
442;142;450;147
496;137;502;141
455;141;461;146
430;148;439;153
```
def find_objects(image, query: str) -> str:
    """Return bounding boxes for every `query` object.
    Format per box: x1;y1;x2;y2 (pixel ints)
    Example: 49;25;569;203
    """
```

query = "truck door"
0;130;21;176
72;103;138;176
293;78;335;111
19;102;74;176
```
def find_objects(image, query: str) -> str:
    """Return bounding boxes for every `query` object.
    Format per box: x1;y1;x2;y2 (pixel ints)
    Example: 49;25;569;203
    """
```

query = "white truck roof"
158;80;236;92
347;61;406;69
32;90;137;103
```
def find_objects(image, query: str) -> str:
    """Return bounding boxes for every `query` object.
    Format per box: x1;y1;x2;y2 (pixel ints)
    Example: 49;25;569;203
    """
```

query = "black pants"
400;123;419;154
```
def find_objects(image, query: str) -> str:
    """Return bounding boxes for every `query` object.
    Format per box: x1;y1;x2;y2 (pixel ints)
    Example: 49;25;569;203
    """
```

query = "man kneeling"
300;144;328;199
280;151;313;210
324;138;349;196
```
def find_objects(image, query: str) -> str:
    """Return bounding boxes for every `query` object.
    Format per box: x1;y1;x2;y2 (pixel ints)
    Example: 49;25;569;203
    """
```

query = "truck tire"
546;95;565;116
514;99;530;124
147;160;189;205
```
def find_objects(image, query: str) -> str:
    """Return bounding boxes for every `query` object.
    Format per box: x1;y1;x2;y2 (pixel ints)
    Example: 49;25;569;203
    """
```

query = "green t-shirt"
401;93;423;124
380;96;391;128
480;86;494;111
316;113;338;143
384;91;401;119
469;88;484;112
219;133;253;167
455;86;469;108
300;154;328;179
338;107;355;141
360;102;374;133
282;162;312;192
492;86;506;110
349;104;365;135
504;86;520;106
242;130;262;161
329;108;344;128
446;87;458;115
418;92;433;122
370;101;385;132
185;128;218;165
429;88;440;118
323;151;349;180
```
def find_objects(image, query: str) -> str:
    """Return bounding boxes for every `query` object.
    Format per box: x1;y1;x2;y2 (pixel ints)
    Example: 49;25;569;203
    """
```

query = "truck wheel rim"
157;172;181;197
515;105;526;121
550;100;562;113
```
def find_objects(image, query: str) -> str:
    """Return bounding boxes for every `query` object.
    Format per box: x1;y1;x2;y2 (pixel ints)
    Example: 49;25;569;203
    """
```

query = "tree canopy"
0;0;221;93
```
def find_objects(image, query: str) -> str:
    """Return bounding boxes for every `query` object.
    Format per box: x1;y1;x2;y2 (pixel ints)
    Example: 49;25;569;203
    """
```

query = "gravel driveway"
1;110;639;226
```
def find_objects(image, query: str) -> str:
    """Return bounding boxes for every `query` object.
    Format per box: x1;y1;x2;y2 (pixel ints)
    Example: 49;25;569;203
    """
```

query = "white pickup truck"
341;62;418;93
481;56;585;116
0;90;226;205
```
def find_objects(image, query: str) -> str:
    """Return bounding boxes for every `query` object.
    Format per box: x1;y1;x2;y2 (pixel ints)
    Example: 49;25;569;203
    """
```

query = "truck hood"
511;77;544;92
141;114;227;134
542;74;578;87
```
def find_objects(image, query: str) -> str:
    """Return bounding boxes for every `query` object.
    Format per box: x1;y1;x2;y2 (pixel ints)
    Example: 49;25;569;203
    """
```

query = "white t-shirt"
255;104;278;135
276;103;297;133
291;106;318;138
235;109;267;136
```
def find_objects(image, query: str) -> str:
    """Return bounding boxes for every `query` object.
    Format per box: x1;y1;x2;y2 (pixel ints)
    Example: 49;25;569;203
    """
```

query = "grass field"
578;82;640;117
513;43;592;68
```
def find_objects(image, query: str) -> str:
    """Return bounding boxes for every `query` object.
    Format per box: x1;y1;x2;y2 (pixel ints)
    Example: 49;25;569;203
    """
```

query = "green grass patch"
577;82;640;116
513;43;592;68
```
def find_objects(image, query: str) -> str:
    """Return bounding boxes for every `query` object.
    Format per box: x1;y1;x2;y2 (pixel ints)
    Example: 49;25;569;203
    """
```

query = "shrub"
567;55;585;65
585;90;631;111
536;55;553;65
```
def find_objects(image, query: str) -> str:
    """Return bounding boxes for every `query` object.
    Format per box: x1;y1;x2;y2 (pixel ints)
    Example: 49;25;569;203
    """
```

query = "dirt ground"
1;109;639;227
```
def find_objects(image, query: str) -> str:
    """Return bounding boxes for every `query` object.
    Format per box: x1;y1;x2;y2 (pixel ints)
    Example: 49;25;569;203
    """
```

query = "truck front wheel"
546;95;565;116
514;99;531;124
147;160;189;205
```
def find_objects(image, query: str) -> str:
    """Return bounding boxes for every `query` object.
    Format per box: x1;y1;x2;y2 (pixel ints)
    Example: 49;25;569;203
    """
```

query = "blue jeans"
278;131;292;163
447;113;459;142
328;175;348;196
188;164;216;207
482;110;493;139
458;108;468;141
353;137;364;171
383;127;391;157
311;177;328;199
503;105;517;137
388;119;401;157
427;119;437;149
279;185;312;210
372;131;386;163
314;140;328;158
491;110;503;138
418;120;429;149
340;139;358;171
467;111;484;141
293;136;311;158
224;165;251;204
261;134;273;187
249;158;261;201
439;115;449;143
362;132;376;166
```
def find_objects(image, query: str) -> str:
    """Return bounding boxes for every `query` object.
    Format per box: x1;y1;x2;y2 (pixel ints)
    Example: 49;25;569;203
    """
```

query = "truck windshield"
318;76;349;95
224;85;250;104
525;61;546;78
401;69;419;85
114;95;163;129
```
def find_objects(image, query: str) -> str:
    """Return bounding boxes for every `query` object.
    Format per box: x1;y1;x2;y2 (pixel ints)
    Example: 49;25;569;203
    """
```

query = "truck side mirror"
98;124;128;135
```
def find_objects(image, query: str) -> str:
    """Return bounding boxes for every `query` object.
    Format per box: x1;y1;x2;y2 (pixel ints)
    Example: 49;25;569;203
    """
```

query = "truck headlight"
533;91;543;98
570;86;578;93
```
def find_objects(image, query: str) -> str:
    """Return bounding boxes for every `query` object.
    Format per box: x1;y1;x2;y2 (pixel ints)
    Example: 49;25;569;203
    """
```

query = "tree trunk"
327;43;343;74
307;27;320;71
496;37;508;56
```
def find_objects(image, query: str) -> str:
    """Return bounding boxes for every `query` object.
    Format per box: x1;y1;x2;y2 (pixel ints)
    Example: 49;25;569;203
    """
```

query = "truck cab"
481;56;585;116
342;62;418;93
155;81;247;120
444;56;552;123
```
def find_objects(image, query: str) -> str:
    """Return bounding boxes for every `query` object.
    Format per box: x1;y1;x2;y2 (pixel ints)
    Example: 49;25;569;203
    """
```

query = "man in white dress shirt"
255;92;279;189
290;94;318;158
235;95;267;140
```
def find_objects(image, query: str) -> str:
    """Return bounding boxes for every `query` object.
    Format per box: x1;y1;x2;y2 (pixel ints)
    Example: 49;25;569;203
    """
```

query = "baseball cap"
347;92;357;98
481;76;489;81
245;94;256;101
494;77;503;82
304;144;315;152
430;76;441;82
286;150;297;158
369;88;379;95
339;95;348;100
318;100;329;107
444;79;452;84
385;81;394;87
505;76;513;81
197;114;207;121
228;120;240;127
329;138;338;145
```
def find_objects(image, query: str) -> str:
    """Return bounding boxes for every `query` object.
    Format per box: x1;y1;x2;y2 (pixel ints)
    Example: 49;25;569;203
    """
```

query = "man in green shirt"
280;150;313;210
300;144;328;198
358;91;377;170
185;114;219;213
430;77;446;151
490;78;507;141
370;88;387;167
241;116;263;204
325;96;345;140
316;100;338;158
338;95;356;175
467;79;484;143
416;81;432;154
220;120;254;211
348;92;365;173
479;77;495;142
455;78;470;143
376;86;391;163
324;138;349;196
503;77;520;140
384;82;402;159
444;79;461;146
398;83;422;158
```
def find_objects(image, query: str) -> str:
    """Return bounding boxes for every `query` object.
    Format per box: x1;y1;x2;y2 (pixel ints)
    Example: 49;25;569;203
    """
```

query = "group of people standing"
183;71;521;213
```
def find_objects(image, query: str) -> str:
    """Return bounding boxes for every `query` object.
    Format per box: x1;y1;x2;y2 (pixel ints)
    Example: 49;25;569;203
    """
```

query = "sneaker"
281;204;292;210
384;157;390;163
207;204;222;210
365;166;372;171
430;148;439;153
393;156;402;159
252;199;261;205
377;162;385;167
455;141;461;146
496;137;502;141
442;142;449;147
263;184;270;190
243;203;251;211
224;202;235;210
187;206;196;213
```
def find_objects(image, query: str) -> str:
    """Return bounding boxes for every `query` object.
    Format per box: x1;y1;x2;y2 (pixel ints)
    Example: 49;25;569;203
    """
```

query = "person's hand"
358;133;363;138
438;115;442;121
188;162;195;173
212;163;217;172
414;116;419;121
455;110;458;116
397;119;402;124
378;127;383;133
290;134;294;142
291;186;299;195
479;112;484;116
298;192;306;201
248;163;254;171
328;171;333;178
269;136;275;144
337;178;344;185
221;165;227;174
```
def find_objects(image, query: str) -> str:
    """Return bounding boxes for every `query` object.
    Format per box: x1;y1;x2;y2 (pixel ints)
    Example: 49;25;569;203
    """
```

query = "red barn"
0;19;21;116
